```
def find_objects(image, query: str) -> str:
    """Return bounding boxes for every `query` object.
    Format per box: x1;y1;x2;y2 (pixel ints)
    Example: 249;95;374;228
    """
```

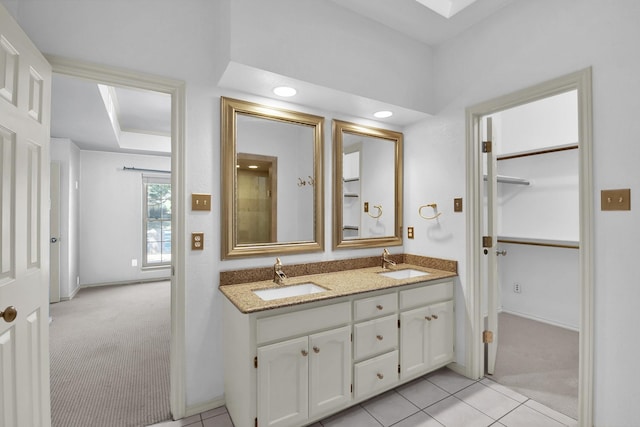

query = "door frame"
46;55;187;419
464;68;593;425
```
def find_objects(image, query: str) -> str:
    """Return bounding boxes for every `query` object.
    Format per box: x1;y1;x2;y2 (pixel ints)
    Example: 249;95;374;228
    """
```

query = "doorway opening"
465;68;593;426
46;56;186;423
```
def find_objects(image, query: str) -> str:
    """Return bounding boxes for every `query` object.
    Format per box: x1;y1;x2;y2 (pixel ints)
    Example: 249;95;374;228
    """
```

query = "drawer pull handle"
377;373;384;380
301;350;308;357
313;346;320;353
376;304;383;310
432;314;438;320
425;316;432;321
376;335;383;341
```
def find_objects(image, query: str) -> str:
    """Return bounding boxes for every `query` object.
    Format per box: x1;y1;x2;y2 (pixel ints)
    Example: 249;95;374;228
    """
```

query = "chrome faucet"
382;249;396;269
273;257;287;285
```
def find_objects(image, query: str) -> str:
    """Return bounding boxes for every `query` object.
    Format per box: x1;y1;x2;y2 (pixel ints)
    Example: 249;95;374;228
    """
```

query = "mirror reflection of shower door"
237;153;277;244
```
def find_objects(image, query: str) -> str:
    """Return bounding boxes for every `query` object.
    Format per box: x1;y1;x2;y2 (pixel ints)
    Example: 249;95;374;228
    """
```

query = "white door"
483;117;500;375
309;326;351;417
257;336;309;427
0;5;52;427
49;162;60;303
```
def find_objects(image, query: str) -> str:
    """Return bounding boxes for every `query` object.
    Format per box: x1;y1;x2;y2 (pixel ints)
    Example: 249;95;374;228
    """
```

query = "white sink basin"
253;283;327;301
378;269;430;280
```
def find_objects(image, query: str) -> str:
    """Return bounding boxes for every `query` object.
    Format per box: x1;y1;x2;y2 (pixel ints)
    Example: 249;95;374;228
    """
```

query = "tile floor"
149;368;577;427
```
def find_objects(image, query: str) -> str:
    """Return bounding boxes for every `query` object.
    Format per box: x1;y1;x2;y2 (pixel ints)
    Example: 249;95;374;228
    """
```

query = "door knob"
0;306;17;323
496;249;507;256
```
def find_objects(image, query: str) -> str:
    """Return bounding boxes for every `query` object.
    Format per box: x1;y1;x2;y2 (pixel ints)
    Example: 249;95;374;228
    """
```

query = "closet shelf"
343;193;359;198
483;175;530;185
497;236;579;249
343;225;359;231
497;143;578;161
343;177;360;182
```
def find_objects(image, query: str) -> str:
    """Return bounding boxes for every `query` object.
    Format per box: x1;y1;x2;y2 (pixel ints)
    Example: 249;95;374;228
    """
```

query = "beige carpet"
49;281;171;427
491;312;579;420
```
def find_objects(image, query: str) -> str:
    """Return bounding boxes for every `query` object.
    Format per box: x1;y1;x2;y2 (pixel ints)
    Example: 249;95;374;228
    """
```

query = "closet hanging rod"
483;175;530;185
123;166;171;174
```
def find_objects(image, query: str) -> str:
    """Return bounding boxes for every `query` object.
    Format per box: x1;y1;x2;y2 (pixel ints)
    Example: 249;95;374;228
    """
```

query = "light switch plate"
454;198;463;212
601;189;630;211
191;232;204;250
192;193;211;211
364;202;369;213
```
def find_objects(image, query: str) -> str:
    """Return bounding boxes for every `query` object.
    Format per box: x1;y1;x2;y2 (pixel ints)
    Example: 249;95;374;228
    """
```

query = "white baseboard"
184;395;226;418
60;285;80;301
80;277;171;288
500;309;579;332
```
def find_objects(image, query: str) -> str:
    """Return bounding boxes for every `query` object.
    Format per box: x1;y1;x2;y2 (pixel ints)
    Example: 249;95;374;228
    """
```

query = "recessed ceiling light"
374;110;393;119
273;86;297;97
248;165;259;169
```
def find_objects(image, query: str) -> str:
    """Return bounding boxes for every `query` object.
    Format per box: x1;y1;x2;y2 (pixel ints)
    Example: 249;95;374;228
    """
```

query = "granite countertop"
219;263;457;313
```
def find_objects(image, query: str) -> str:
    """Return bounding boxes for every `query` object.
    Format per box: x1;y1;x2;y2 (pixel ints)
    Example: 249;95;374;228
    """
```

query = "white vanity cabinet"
399;282;454;380
222;278;455;427
257;325;352;427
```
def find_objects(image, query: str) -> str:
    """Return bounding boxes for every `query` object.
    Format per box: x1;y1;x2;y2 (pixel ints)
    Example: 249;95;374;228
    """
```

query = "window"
143;176;171;267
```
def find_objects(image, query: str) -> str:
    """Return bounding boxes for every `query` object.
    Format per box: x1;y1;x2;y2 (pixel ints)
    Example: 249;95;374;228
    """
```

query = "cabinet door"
257;337;309;427
400;307;429;379
309;326;352;417
428;300;454;367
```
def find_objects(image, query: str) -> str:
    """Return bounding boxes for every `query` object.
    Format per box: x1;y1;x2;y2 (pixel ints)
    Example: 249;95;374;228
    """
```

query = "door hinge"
482;140;492;153
255;417;258;427
482;236;493;248
398;364;401;374
482;330;494;344
254;356;258;368
350;333;353;342
350;384;353;393
397;319;401;328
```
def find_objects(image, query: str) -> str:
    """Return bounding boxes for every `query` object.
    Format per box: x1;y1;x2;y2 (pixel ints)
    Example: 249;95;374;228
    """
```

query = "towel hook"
418;203;442;220
367;204;383;219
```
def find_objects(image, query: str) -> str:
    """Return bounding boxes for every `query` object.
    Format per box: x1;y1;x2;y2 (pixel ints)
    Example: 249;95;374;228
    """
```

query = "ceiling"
50;0;515;154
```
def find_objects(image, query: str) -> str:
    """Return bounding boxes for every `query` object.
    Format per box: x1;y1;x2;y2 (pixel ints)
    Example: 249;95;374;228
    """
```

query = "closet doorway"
483;90;580;419
466;69;593;426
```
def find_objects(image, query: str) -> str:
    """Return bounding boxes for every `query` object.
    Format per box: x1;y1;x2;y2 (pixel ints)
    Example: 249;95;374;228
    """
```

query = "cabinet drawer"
354;350;398;399
353;314;397;360
399;281;453;310
257;302;351;345
354;292;397;321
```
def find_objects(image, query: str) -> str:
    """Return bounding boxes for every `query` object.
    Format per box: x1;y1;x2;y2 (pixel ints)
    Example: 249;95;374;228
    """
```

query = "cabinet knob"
432;314;438;320
376;373;384;380
376;304;383;310
425;316;432;321
376;335;383;341
313;346;320;353
301;350;308;357
0;306;17;323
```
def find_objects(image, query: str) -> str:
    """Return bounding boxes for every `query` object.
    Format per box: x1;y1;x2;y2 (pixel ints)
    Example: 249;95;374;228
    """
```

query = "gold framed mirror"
221;97;324;259
332;119;403;249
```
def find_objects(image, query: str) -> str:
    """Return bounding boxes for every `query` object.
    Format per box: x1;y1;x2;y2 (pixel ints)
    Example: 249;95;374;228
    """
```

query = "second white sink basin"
253;283;327;301
378;268;430;280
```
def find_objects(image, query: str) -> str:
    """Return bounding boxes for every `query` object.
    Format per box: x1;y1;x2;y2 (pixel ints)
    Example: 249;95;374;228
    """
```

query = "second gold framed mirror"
332;119;403;249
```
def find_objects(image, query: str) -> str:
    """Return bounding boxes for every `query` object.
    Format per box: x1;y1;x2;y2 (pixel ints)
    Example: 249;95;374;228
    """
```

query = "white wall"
230;0;435;114
50;138;80;299
418;1;640;424
79;150;171;286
